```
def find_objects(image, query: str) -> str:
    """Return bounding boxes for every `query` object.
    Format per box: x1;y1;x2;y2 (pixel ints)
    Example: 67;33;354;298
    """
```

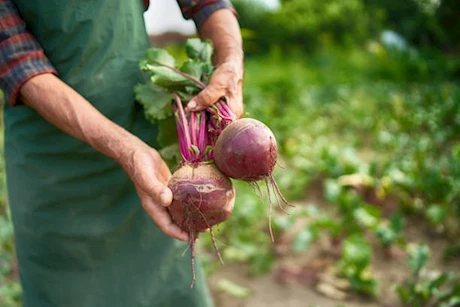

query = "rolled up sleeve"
177;0;237;29
0;0;57;106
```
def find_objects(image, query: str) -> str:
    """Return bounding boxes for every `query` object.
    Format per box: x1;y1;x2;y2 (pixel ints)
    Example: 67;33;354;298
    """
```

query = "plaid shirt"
0;0;234;106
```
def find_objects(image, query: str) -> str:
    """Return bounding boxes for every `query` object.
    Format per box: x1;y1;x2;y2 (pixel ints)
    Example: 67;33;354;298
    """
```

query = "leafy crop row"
198;44;460;305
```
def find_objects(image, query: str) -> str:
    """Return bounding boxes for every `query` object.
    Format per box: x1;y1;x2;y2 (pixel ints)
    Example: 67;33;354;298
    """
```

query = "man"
0;0;243;306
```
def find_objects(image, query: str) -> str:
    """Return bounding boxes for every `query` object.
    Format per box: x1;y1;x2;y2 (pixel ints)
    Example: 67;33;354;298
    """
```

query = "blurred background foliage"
1;0;460;306
235;0;460;56
200;0;460;305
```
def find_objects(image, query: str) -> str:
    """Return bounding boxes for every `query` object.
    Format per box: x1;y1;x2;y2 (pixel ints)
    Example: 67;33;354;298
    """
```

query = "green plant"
396;244;460;306
337;235;378;296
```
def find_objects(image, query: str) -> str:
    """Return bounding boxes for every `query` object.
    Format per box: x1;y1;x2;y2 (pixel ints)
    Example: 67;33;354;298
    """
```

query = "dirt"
208;241;458;307
209;263;379;307
207;202;460;307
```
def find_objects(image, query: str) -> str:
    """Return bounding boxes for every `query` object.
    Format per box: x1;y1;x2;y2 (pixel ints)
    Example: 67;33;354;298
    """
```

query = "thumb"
144;182;173;207
187;85;224;112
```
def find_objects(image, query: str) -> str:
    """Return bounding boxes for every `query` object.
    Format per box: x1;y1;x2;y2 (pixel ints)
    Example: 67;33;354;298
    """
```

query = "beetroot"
212;117;293;241
214;118;277;182
168;94;236;288
168;163;235;233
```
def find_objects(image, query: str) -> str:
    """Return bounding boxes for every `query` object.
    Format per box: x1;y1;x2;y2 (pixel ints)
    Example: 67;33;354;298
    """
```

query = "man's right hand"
20;74;188;242
120;143;189;242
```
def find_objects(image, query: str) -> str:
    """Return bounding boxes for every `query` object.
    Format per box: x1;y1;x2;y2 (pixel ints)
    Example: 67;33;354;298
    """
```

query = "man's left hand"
186;61;243;119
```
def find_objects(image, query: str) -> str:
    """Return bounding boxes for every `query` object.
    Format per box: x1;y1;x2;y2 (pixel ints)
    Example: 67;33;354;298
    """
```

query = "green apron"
4;1;213;306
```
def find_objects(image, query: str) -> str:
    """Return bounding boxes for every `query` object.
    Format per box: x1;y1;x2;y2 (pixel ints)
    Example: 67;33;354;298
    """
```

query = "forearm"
19;73;142;163
19;73;187;241
198;9;243;72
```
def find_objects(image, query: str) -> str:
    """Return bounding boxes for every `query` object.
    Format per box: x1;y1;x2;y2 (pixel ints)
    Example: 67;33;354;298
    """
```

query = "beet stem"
174;113;188;162
190;112;197;153
174;93;192;162
217;100;236;121
150;60;206;89
197;111;208;159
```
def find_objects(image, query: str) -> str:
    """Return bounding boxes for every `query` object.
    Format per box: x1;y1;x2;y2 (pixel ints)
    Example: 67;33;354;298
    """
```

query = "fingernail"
187;100;197;110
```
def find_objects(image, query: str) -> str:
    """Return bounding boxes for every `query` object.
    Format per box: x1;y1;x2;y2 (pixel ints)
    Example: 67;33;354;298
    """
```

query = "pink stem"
217;99;236;120
175;113;188;161
197;112;205;154
190;112;197;149
174;93;192;162
199;111;211;160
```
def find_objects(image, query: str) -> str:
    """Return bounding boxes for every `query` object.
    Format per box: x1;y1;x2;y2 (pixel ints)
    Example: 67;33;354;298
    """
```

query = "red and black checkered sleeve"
0;0;57;106
176;0;237;29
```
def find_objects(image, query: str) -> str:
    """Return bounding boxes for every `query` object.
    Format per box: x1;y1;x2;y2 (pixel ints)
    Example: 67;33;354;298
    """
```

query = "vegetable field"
2;4;460;304
199;44;460;306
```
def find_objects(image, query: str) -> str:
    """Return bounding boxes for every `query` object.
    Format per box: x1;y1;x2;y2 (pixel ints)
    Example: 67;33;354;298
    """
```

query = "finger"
225;73;244;118
187;84;225;112
138;189;189;242
153;210;189;242
142;181;173;207
157;156;173;184
226;90;244;119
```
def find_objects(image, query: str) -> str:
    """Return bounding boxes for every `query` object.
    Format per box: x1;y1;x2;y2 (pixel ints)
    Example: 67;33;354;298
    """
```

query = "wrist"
215;58;244;81
109;133;146;169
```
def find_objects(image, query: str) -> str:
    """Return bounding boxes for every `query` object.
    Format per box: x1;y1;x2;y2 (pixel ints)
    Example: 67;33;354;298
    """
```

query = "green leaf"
190;144;200;155
185;38;213;63
441;296;460;307
179;59;204;79
348;274;378;296
340;234;372;272
389;211;404;234
312;217;341;237
375;223;397;246
426;204;446;225
324;179;342;203
134;83;173;123
144;48;176;67
205;145;213;155
292;227;314;253
159;144;181;168
396;284;412;304
216;278;251;298
428;273;449;292
147;66;196;91
156;117;180;168
407;244;430;275
201;63;214;83
353;207;379;228
140;47;199;92
157;117;178;148
183;86;200;96
443;244;460;261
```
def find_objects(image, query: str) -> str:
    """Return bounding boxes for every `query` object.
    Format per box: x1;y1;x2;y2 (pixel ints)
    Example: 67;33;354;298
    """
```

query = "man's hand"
186;8;244;119
120;144;189;242
187;61;243;118
19;74;188;241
